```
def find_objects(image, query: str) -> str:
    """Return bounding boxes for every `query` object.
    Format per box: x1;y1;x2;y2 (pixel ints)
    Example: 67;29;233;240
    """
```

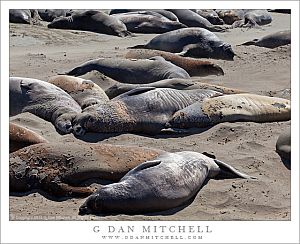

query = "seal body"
65;57;190;83
47;75;109;109
129;27;235;60
9;122;48;153
112;12;187;33
9;142;163;197
9;77;81;134
276;129;291;161
9;9;32;24
72;87;222;135
48;10;132;37
240;30;291;49
195;9;224;25
168;93;291;129
79;151;254;214
125;49;224;77
38;9;72;22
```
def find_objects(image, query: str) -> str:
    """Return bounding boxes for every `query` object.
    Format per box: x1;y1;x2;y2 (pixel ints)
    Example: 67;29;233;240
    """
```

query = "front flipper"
122;160;161;178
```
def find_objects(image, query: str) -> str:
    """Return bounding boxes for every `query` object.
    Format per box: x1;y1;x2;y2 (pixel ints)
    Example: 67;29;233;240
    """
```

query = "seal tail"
214;159;257;179
128;44;146;49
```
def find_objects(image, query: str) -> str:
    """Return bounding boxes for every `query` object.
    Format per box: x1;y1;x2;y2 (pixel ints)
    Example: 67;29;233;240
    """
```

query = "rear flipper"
237;39;258;46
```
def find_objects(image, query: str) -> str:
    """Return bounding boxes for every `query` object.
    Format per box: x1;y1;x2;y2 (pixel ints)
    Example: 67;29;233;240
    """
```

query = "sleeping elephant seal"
195;9;224;25
9;77;81;134
105;78;244;99
9;9;40;24
112;12;187;33
239;30;291;49
276;129;291;168
9;142;164;197
38;9;72;22
79;151;255;215
167;9;227;32
129;27;235;60
65;57;190;84
233;10;272;28
47;75;109;109
48;10;132;37
72;87;222;136
125;49;224;77
9;122;48;153
168;93;291;129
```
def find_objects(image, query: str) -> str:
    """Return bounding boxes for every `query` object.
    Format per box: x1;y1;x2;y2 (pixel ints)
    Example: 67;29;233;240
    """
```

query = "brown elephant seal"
167;9;227;32
125;49;224;77
239;30;291;49
47;75;109;109
10;142;164;197
168;93;291;129
72;87;222;136
109;9;179;21
9;77;81;134
195;9;224;25
65;57;190;84
48;10;132;37
112;11;187;33
105;78;244;99
79;151;255;215
215;9;246;25
9;122;48;153
276;129;291;165
129;27;235;60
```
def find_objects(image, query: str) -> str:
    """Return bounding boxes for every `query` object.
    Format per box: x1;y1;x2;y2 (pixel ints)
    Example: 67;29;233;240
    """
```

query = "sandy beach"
9;11;291;221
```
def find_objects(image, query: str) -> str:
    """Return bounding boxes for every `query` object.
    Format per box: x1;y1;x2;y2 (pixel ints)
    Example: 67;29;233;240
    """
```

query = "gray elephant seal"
9;9;40;24
167;9;227;32
48;10;132;37
276;129;291;163
10;142;163;197
9;122;48;153
105;78;244;99
72;87;222;136
239;30;291;49
38;9;72;22
125;49;224;77
112;12;187;33
168;93;291;129
47;75;109;109
195;9;224;25
129;27;235;60
9;77;81;134
79;151;254;214
65;57;190;84
233;10;272;28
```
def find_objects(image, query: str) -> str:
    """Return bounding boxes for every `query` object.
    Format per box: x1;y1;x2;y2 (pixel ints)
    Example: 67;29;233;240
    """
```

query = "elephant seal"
239;30;291;49
125;49;224;77
9;9;40;24
72;87;222;136
168;93;291;129
48;10;132;37
129;27;235;60
112;12;187;33
65;57;190;84
276;129;291;165
233;10;272;28
10;142;163;197
47;75;109;109
105;78;244;99
9;122;48;153
79;151;255;215
167;9;227;32
195;9;224;25
38;9;72;22
109;9;179;21
215;9;246;25
9;77;81;134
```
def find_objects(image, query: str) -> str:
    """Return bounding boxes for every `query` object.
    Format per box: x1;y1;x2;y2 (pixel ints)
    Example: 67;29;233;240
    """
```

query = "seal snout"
78;205;90;215
73;124;86;136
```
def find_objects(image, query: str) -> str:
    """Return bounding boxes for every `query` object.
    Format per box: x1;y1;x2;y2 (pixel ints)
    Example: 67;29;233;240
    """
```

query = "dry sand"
9;11;291;221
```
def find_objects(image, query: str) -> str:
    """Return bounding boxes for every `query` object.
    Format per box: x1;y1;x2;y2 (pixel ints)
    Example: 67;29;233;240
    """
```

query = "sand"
9;11;291;221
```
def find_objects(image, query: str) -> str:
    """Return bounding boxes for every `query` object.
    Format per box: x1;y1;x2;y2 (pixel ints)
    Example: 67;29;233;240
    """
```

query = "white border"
1;1;299;243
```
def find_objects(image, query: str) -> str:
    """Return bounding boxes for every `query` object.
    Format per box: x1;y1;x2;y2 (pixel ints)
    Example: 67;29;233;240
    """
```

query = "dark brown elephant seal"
9;77;81;134
105;78;244;99
72;87;222;136
276;129;291;166
79;151;255;215
10;142;163;197
129;27;235;60
48;10;132;37
167;9;227;32
168;94;291;129
112;11;187;33
9;122;48;153
239;30;291;49
125;49;224;77
47;75;109;109
65;57;190;84
9;9;40;24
